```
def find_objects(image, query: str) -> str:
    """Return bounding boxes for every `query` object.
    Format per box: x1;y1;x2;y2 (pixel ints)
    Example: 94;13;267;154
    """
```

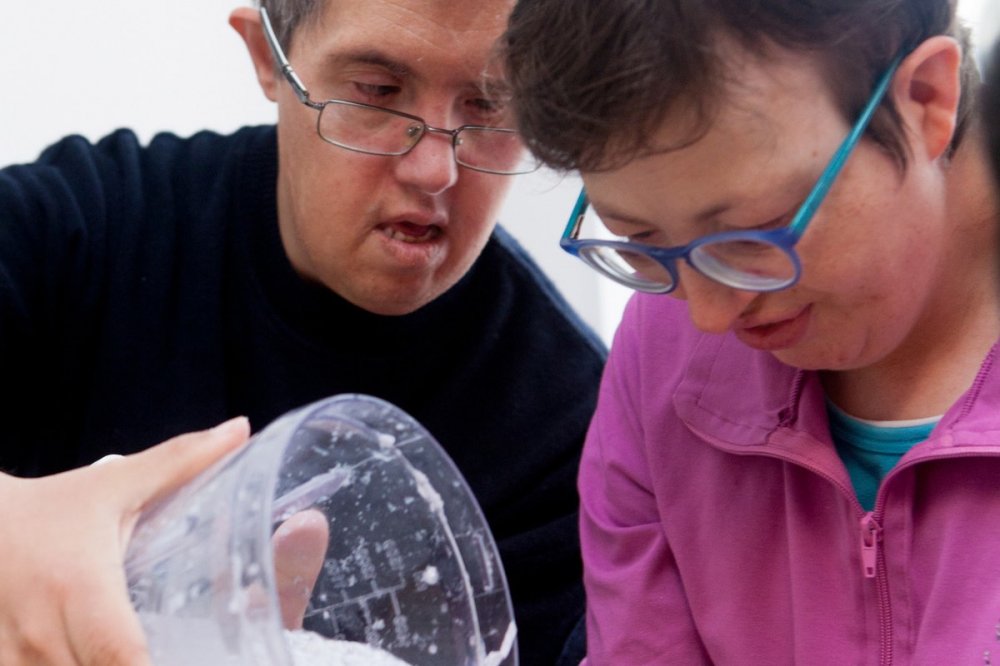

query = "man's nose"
393;126;460;195
671;263;757;335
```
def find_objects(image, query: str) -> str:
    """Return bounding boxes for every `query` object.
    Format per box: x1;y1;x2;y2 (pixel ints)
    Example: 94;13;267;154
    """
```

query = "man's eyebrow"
479;75;512;97
319;49;511;95
321;49;413;79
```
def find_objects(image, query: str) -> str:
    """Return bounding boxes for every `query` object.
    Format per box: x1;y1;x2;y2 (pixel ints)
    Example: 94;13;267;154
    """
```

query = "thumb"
273;509;330;630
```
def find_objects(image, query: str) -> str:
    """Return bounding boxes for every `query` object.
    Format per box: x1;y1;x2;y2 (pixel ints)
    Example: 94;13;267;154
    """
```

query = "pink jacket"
580;294;1000;665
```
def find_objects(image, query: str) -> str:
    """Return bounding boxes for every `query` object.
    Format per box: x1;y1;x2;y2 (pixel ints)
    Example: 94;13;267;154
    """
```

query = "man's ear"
891;35;963;161
230;7;280;102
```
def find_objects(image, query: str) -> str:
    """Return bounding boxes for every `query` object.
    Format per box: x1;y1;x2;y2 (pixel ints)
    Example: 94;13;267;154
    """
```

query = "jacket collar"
673;331;1000;459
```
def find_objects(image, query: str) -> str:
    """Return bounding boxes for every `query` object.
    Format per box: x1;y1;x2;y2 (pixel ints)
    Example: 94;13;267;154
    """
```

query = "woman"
504;0;1000;662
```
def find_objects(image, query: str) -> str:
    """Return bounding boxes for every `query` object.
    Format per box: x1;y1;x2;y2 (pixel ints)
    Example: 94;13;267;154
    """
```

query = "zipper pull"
859;513;882;579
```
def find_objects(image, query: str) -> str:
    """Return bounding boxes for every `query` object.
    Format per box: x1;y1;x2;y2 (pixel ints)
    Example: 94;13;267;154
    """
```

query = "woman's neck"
823;131;1000;421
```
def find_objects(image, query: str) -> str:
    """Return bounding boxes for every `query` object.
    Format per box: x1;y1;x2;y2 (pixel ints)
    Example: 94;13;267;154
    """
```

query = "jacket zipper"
692;415;1000;665
860;512;892;666
859;513;880;578
692;421;897;663
861;450;1000;666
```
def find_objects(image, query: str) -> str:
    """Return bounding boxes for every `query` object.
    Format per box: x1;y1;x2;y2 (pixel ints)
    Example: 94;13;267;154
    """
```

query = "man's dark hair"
503;0;978;172
258;0;322;53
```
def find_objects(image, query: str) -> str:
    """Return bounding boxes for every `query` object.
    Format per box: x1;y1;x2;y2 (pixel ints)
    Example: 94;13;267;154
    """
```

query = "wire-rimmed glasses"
259;8;539;176
560;57;902;294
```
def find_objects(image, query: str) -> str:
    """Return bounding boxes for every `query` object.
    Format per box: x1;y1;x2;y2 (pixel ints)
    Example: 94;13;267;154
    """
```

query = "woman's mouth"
734;305;812;352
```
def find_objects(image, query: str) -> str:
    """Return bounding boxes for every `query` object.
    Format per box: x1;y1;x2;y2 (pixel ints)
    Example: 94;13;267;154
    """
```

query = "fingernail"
90;453;125;467
211;416;249;436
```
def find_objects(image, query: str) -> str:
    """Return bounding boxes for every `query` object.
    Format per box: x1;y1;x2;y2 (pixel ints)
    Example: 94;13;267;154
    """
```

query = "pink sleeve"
578;299;710;665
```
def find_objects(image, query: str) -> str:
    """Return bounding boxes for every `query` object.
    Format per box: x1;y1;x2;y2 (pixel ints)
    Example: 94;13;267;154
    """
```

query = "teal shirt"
827;404;938;511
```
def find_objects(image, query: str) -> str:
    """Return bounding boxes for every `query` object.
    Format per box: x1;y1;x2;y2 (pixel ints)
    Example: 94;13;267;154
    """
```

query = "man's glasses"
560;57;902;294
259;8;538;176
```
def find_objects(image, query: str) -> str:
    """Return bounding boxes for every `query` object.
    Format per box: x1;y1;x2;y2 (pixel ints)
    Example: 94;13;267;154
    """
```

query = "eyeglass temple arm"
259;7;313;106
562;188;589;242
787;55;903;237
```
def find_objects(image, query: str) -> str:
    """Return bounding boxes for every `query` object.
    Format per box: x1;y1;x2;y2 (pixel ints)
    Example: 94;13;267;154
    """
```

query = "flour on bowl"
285;630;415;666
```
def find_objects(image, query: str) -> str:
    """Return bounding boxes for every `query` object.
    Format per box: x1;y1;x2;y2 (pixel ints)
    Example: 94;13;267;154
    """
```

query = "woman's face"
582;49;961;372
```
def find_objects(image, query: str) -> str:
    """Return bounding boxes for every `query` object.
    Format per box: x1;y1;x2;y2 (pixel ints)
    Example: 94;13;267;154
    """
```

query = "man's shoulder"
482;225;607;358
143;125;276;163
7;126;275;202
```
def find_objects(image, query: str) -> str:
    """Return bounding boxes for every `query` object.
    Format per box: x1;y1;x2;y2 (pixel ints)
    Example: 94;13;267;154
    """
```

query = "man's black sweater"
0;126;606;665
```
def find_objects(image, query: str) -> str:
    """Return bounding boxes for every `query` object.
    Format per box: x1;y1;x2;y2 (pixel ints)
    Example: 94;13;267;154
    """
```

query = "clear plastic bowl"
124;394;518;666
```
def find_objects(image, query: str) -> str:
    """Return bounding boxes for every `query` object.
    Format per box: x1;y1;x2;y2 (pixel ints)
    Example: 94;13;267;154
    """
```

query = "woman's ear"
891;35;962;161
230;7;280;102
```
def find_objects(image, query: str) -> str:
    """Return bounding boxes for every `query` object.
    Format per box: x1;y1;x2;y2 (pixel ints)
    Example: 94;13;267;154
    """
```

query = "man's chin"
342;281;452;317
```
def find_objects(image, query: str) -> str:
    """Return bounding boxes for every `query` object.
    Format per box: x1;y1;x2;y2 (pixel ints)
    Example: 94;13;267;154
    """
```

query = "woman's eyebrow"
591;197;738;228
589;201;656;229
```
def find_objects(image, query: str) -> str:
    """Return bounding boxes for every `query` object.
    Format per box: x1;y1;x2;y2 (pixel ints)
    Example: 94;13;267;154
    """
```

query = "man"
504;0;1000;663
0;1;605;664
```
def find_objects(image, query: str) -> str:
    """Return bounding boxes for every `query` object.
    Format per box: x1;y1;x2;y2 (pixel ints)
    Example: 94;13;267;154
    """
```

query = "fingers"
109;416;251;513
0;417;250;666
0;603;77;666
64;575;153;666
0;471;154;666
273;509;330;630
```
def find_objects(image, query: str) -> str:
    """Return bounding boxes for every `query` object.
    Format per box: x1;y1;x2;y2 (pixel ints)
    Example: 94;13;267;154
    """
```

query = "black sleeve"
0;134;129;475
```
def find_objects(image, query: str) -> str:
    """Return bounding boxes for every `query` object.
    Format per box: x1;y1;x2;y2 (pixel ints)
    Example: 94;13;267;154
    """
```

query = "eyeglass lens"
579;246;675;292
576;204;797;293
317;102;536;174
688;240;797;290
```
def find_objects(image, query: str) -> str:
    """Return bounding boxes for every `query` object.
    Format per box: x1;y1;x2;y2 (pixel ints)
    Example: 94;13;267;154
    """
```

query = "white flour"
285;630;414;666
410;467;445;511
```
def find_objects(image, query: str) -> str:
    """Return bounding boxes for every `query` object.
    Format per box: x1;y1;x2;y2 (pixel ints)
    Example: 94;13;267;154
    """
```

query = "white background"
1;1;995;345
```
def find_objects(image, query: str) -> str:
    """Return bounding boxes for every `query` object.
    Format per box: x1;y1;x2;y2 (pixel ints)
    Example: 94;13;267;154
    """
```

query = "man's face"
583;47;970;374
269;0;516;315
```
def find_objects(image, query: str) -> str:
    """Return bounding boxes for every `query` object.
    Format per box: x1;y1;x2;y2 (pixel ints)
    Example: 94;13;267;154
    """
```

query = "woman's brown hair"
503;0;977;172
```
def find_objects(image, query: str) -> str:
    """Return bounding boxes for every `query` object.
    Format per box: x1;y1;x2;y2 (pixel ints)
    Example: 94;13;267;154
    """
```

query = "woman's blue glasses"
560;57;902;294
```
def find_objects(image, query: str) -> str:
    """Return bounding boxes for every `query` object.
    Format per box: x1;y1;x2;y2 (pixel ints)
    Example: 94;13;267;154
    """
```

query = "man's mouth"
380;221;443;243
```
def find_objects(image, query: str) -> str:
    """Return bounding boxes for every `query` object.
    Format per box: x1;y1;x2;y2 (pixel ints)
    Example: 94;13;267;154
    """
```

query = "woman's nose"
671;263;757;335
